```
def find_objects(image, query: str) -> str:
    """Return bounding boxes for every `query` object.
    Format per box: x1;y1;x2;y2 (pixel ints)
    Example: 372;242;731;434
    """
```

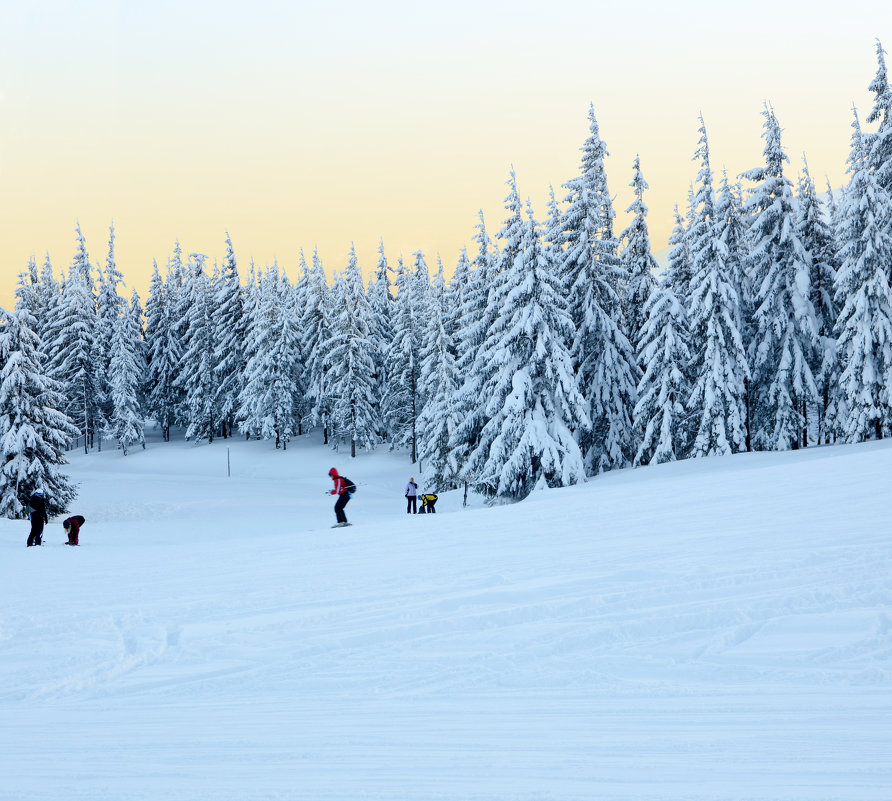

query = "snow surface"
1;431;891;800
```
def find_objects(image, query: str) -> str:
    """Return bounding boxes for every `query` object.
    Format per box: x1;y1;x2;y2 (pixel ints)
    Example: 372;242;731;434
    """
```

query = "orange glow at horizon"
0;4;886;309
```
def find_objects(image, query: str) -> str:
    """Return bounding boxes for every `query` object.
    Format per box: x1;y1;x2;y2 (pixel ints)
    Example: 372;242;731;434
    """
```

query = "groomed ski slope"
1;431;891;801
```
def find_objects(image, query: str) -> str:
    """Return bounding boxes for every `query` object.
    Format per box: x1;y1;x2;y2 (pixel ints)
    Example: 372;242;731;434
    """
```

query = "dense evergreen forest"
2;42;891;515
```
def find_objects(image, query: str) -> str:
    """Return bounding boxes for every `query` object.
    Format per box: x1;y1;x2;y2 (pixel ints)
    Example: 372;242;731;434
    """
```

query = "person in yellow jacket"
419;493;438;514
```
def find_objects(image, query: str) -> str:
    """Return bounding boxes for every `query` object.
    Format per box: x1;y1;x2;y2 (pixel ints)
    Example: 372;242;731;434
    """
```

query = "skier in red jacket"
328;468;353;527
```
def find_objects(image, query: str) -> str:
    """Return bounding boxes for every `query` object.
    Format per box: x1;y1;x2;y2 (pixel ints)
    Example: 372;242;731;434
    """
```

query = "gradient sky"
0;1;888;309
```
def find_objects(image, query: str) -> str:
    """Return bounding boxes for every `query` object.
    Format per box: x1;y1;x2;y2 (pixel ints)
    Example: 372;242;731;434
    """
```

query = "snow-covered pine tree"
797;157;839;443
560;106;638;472
867;39;892;195
620;155;660;352
35;254;61;354
212;233;246;439
715;170;754;448
239;263;301;448
544;184;566;256
291;251;312;436
633;277;692;466
14;258;41;324
833;107;892;442
686;117;750;457
458;211;500;375
46;225;103;453
470;197;588;500
107;294;146;455
366;240;394;440
94;224;126;448
444;248;470;348
301;248;335;444
454;168;528;489
446;212;501;491
144;261;179;441
128;289;147;408
742;105;818;450
715;172;749;319
326;246;378;457
0;306;78;518
417;254;461;487
664;204;693;308
165;240;192;429
178;253;219;442
821;178;846;439
410;248;433;415
383;255;423;462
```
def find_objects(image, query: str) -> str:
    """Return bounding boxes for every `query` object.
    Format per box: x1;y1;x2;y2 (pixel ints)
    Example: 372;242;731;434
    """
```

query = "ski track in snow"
1;433;891;800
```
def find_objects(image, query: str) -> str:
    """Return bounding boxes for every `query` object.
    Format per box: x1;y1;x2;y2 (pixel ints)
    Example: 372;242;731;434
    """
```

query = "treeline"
1;41;891;514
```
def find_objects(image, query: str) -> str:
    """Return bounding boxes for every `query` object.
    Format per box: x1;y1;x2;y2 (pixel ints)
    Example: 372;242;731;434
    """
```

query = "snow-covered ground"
1;431;891;800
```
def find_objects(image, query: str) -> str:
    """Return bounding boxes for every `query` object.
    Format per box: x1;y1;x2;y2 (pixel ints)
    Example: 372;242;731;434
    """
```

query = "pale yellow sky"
0;1;888;308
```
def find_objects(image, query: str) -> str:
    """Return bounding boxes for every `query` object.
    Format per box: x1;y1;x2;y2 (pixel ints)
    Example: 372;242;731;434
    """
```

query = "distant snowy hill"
2;431;891;800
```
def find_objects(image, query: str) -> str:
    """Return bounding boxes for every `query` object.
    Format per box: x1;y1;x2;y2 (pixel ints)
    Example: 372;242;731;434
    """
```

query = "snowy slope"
1;432;891;801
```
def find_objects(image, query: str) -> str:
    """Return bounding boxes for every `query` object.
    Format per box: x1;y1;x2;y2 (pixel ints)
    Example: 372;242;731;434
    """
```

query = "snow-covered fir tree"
46;225;103;453
743;105;818;450
35;254;61;353
107;294;146;454
326;246;378;457
290;251;312;435
383;254;423;462
165;240;192;430
620;155;659;351
301;248;335;444
468;196;588;500
797;157;839;442
94;224;126;446
832;107;892;442
418;256;448;411
664;204;693;308
239;263;301;448
366;240;394;440
0;306;78;518
560;106;638;472
417;254;461;488
13;258;41;325
715;172;749;319
686;117;750;456
714;171;754;447
867;39;892;195
446;212;501;487
144;261;180;441
633;278;692;466
178;253;219;442
213;233;246;438
454;167;528;489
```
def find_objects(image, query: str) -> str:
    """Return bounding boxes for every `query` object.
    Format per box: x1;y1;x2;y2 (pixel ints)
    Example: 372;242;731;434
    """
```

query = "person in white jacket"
405;477;418;514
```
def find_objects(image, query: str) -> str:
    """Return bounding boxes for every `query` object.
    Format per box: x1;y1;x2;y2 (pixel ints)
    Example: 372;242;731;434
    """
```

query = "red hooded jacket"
329;468;348;496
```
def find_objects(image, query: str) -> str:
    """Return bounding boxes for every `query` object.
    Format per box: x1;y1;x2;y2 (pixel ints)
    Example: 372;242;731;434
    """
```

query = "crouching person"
63;515;85;546
419;493;438;514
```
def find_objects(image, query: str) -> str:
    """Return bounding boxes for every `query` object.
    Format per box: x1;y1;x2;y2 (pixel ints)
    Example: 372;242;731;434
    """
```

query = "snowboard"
331;522;352;528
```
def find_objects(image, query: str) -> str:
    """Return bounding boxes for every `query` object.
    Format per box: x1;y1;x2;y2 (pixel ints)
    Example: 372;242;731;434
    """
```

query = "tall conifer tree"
686;118;749;456
560;106;637;472
0;306;78;518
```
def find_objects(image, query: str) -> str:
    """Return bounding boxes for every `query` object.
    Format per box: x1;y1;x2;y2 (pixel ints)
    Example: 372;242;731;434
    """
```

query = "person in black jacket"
27;489;48;547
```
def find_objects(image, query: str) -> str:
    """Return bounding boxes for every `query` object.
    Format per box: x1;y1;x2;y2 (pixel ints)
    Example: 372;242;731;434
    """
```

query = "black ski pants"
335;492;350;524
406;495;417;514
28;516;45;547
